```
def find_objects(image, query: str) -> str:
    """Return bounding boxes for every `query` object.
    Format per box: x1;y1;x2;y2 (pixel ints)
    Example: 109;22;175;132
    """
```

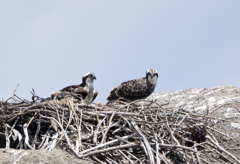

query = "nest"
1;88;240;164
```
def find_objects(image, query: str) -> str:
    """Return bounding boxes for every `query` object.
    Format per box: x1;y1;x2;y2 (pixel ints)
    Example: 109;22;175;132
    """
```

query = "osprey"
51;72;98;102
107;68;158;101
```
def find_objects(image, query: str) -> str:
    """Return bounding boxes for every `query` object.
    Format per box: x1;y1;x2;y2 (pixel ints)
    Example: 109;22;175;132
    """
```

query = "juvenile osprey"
107;68;158;101
52;72;98;102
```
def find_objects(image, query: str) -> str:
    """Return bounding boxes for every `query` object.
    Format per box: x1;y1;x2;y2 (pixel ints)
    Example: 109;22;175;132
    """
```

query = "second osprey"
52;72;98;102
107;68;158;101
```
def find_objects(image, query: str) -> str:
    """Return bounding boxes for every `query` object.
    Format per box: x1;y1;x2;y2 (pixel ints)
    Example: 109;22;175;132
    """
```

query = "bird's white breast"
84;78;94;102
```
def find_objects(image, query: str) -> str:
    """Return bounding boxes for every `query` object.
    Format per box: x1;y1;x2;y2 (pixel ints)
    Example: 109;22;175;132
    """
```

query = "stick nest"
0;90;240;164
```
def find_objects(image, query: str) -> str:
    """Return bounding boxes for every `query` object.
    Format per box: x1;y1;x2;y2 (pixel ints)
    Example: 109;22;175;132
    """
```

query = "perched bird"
107;68;158;101
51;72;98;102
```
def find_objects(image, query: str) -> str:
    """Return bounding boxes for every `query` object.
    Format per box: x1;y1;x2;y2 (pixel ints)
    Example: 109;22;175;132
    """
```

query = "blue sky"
1;1;240;103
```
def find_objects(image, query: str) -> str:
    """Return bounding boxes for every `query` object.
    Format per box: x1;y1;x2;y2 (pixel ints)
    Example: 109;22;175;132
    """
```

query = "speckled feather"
107;77;156;101
53;72;98;102
60;85;88;99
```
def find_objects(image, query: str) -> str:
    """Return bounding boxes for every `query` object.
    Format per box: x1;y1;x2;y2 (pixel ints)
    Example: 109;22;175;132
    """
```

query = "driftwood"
0;88;240;164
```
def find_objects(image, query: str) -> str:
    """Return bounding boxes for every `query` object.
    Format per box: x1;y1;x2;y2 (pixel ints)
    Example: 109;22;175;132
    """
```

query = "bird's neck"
85;79;94;92
84;81;94;102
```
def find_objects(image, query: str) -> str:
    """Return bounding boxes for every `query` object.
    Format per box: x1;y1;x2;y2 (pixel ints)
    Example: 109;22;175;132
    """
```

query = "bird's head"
146;68;158;85
82;72;97;85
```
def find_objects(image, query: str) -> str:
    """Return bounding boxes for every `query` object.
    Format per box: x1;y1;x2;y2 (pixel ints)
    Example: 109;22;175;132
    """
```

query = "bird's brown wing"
116;80;146;101
61;85;80;92
107;77;153;101
61;85;88;99
107;87;118;101
115;78;155;101
92;90;98;102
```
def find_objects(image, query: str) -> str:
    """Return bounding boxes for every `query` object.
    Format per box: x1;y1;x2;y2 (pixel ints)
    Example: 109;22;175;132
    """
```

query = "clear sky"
1;1;240;104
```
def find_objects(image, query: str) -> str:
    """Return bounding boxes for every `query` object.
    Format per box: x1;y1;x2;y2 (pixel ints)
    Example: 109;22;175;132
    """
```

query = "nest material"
1;89;240;164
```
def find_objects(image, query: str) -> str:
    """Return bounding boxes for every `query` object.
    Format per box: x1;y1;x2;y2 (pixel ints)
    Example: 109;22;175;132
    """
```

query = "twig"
101;108;119;144
177;114;188;125
5;124;10;148
131;118;155;164
93;116;107;144
206;135;240;164
79;133;136;156
40;115;80;156
11;84;19;105
31;114;41;147
118;149;135;164
45;132;59;150
150;142;197;153
23;123;34;150
83;142;137;157
155;133;161;164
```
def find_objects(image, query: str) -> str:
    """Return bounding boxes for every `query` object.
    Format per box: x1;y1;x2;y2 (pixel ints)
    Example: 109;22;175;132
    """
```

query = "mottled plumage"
52;72;98;102
107;68;158;101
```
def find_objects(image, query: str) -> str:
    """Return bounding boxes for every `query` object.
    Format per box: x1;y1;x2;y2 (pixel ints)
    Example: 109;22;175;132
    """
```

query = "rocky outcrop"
149;85;240;125
148;85;240;163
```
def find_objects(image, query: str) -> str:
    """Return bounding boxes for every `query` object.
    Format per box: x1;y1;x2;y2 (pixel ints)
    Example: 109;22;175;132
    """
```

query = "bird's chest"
84;86;94;102
146;83;155;93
